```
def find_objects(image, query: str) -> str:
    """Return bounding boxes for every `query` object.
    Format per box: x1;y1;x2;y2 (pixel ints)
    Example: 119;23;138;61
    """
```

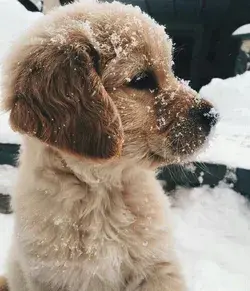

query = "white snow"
0;112;21;144
0;0;42;144
232;24;250;36
0;165;17;195
0;165;16;275
172;185;250;291
0;0;41;63
198;72;250;169
0;1;250;290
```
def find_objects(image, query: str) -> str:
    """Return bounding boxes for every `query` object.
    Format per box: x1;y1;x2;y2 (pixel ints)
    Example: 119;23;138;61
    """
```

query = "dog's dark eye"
128;71;157;91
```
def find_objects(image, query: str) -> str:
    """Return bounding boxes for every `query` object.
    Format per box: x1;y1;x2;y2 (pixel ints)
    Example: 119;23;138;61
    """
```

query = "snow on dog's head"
1;1;218;167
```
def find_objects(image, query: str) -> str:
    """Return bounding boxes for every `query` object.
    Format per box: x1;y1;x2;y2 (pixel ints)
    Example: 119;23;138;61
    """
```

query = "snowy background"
0;1;250;290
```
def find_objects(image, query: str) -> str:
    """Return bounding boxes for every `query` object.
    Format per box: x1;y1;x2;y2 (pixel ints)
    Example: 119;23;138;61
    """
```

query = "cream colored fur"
7;137;184;291
1;1;217;291
43;0;61;14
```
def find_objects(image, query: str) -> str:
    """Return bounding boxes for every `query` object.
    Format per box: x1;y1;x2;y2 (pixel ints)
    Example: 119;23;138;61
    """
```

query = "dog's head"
2;1;218;167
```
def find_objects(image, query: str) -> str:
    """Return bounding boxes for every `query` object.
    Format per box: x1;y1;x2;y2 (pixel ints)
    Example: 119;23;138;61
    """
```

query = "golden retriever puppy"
1;1;217;290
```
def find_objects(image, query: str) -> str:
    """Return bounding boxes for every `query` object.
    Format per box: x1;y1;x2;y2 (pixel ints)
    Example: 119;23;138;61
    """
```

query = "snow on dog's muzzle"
188;101;219;135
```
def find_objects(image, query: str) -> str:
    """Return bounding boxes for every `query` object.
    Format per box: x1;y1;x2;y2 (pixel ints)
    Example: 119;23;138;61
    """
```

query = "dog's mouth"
148;150;187;166
147;150;180;166
147;125;213;166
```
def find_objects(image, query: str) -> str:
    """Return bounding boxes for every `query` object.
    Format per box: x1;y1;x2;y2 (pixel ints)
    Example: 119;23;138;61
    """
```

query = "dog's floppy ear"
3;33;123;159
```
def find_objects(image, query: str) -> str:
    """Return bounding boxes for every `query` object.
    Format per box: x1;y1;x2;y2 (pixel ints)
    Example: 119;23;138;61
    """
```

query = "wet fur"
1;1;216;290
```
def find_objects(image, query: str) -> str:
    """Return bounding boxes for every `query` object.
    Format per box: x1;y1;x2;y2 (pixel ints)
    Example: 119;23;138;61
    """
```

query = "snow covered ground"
0;1;250;290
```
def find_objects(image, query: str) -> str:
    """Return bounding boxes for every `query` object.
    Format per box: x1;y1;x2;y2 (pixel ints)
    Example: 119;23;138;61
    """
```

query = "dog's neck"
19;137;156;188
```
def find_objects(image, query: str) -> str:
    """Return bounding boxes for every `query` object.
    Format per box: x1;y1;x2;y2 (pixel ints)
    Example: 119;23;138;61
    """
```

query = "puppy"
1;1;217;290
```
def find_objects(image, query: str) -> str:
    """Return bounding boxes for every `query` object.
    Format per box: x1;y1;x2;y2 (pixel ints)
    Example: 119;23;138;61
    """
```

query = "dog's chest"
24;191;137;288
20;207;128;290
18;167;169;290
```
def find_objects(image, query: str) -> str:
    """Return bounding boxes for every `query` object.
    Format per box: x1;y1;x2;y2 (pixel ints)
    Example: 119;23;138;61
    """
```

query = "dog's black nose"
189;102;218;130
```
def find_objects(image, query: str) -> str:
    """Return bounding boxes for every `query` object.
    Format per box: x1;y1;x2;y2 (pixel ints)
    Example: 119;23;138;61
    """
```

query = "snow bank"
0;0;42;144
0;0;41;63
232;24;250;36
198;72;250;169
0;164;17;195
0;112;21;144
173;185;250;291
